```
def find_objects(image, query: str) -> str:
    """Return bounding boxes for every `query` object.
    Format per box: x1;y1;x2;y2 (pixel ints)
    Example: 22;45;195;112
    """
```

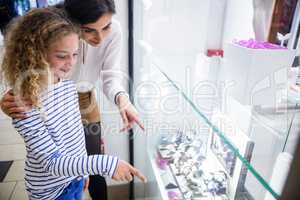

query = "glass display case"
131;0;300;200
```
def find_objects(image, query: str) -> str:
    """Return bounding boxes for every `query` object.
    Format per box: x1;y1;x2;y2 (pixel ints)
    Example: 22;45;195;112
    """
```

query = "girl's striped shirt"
12;79;119;200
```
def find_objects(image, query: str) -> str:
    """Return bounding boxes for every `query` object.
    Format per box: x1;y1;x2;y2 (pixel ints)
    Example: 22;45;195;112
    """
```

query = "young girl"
1;1;144;198
1;8;145;200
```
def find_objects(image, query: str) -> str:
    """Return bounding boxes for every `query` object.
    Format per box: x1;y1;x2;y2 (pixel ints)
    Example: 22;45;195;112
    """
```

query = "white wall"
221;0;275;46
222;0;255;47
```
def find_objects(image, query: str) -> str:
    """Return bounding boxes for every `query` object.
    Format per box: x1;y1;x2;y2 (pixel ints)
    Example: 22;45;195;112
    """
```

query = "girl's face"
47;33;79;83
81;13;113;47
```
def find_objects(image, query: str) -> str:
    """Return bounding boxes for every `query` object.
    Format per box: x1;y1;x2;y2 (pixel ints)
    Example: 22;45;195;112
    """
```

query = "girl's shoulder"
43;79;77;98
60;79;77;91
61;79;75;86
39;79;78;112
47;79;76;90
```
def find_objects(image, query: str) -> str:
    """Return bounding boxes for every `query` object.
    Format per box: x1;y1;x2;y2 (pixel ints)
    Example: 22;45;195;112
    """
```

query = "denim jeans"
56;178;84;200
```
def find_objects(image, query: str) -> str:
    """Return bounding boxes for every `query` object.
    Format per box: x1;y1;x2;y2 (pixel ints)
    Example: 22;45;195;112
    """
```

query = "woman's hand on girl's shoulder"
0;89;32;119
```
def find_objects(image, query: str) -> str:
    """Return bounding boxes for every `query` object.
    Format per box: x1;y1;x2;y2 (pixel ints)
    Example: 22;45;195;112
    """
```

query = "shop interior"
0;0;299;200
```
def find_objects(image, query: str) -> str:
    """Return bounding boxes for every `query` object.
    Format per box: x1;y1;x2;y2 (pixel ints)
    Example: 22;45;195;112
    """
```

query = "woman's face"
81;13;113;47
47;33;79;83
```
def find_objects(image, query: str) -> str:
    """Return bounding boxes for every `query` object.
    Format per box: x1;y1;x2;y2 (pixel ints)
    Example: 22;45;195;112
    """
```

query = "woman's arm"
101;20;127;103
101;21;144;131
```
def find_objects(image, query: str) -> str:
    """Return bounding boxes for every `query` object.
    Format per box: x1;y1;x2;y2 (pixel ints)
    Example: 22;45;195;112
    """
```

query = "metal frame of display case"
128;0;135;198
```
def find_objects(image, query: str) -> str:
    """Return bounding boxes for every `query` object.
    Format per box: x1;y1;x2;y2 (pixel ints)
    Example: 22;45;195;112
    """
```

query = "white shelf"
148;150;170;200
148;149;187;200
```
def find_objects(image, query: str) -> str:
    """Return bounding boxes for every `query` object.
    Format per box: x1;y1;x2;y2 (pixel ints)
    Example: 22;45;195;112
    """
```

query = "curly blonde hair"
1;8;79;107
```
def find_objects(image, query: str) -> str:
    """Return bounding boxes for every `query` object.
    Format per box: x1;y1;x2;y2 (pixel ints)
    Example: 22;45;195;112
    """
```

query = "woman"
1;8;145;200
0;0;144;199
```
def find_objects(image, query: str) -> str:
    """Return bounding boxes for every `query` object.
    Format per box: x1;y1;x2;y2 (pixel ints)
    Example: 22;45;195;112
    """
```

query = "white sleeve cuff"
114;91;129;105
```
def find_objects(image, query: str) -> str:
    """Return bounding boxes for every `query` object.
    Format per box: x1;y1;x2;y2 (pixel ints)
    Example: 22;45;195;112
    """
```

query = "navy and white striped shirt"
13;80;119;200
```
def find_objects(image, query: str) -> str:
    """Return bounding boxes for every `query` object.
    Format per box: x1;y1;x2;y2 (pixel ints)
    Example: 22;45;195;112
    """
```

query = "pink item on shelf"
168;191;180;200
233;39;287;49
156;155;168;170
207;49;224;57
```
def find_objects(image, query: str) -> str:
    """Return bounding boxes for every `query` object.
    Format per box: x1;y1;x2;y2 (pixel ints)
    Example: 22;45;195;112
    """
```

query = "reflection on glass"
211;133;237;177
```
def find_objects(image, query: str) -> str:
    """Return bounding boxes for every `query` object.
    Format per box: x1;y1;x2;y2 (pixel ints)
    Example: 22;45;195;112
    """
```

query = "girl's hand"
116;94;144;132
0;90;32;119
112;160;147;183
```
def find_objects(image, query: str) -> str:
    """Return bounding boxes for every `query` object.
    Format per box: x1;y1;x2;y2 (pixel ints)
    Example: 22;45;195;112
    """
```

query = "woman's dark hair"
0;0;18;34
63;0;116;25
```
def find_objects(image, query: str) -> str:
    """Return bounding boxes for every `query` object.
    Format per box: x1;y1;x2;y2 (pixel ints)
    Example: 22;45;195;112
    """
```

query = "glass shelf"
132;1;299;199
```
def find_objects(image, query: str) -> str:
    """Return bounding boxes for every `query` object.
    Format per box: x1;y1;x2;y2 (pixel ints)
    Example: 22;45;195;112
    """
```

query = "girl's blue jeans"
56;178;85;200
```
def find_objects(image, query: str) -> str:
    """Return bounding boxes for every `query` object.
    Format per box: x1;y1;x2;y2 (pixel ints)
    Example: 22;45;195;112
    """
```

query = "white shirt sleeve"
101;20;128;104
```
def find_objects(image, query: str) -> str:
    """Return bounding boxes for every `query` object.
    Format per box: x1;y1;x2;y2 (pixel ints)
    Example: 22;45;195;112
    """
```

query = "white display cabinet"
132;1;299;199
